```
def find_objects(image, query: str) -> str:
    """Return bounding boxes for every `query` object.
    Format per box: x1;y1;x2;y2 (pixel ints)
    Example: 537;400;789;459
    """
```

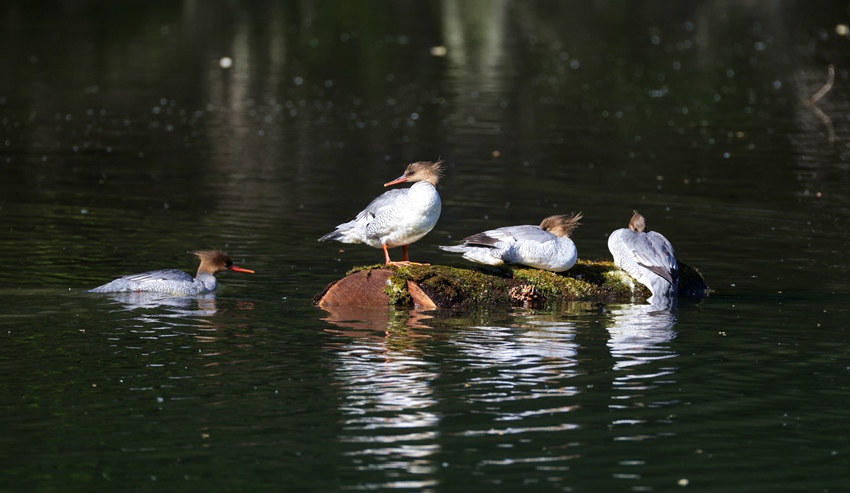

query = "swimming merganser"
319;160;443;265
439;213;582;272
88;250;254;296
608;211;678;304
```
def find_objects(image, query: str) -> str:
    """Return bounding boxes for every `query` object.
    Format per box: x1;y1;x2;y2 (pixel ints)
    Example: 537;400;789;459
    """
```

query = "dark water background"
2;1;850;491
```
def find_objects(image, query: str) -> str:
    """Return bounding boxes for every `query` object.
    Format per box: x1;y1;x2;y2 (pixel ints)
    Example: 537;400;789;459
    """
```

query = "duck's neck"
195;272;218;292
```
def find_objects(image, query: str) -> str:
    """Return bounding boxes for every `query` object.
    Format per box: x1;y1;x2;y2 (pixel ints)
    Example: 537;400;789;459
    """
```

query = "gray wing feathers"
124;269;194;283
457;225;550;248
361;189;407;217
320;189;409;241
461;232;502;247
627;232;677;285
638;232;678;284
88;269;194;293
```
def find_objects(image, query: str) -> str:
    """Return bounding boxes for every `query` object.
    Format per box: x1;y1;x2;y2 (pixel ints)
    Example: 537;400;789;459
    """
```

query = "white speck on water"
430;45;447;56
219;57;233;69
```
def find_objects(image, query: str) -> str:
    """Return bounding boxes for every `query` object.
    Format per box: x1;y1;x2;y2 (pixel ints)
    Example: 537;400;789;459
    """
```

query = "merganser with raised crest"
608;211;678;305
88;250;254;296
439;213;582;272
319;160;443;265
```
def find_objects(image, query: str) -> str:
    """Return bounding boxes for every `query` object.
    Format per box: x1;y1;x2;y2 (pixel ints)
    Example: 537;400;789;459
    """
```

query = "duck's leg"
382;244;394;264
388;245;429;266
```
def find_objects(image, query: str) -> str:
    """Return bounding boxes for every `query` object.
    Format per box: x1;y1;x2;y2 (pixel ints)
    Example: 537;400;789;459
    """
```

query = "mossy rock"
314;259;709;309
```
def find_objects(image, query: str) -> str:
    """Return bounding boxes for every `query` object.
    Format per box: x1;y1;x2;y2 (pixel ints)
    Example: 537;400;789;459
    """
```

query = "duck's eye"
226;260;233;268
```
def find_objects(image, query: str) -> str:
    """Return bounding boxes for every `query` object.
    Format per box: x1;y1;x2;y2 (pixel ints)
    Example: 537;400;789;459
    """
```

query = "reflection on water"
336;347;440;489
451;319;580;388
323;307;590;489
94;292;220;316
320;303;693;489
89;292;258;353
605;303;679;453
321;305;435;335
606;303;678;372
324;306;441;490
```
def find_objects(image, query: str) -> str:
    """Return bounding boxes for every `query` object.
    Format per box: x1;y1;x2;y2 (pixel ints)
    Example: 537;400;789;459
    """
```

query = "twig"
808;64;835;105
804;64;836;144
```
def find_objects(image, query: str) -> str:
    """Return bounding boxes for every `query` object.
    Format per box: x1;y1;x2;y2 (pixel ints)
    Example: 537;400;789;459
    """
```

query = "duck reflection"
453;318;579;369
322;305;441;486
99;292;220;317
605;303;678;371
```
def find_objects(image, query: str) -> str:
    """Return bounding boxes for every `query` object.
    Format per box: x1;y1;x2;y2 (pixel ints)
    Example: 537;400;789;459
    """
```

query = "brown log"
314;261;709;309
315;269;393;306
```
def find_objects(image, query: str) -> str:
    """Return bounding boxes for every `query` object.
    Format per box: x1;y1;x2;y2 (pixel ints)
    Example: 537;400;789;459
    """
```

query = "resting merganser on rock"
88;250;254;296
608;211;678;305
319;160;443;265
439;213;582;272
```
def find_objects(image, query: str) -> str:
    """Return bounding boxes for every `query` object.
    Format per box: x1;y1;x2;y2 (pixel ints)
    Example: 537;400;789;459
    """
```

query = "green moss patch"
326;258;707;308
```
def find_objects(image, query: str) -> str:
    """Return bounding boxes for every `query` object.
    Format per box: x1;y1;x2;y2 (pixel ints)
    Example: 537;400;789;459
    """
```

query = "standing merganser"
608;211;678;305
439;213;582;272
88;250;254;296
319;160;443;265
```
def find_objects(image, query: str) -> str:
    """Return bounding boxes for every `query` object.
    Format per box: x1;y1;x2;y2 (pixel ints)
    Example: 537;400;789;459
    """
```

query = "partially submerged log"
314;260;709;309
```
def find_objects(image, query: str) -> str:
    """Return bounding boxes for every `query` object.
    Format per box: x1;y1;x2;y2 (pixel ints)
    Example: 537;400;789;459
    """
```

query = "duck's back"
89;269;199;294
608;228;677;293
507;228;577;271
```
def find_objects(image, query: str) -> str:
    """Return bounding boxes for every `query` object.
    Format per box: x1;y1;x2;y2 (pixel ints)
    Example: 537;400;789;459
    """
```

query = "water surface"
2;1;850;491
